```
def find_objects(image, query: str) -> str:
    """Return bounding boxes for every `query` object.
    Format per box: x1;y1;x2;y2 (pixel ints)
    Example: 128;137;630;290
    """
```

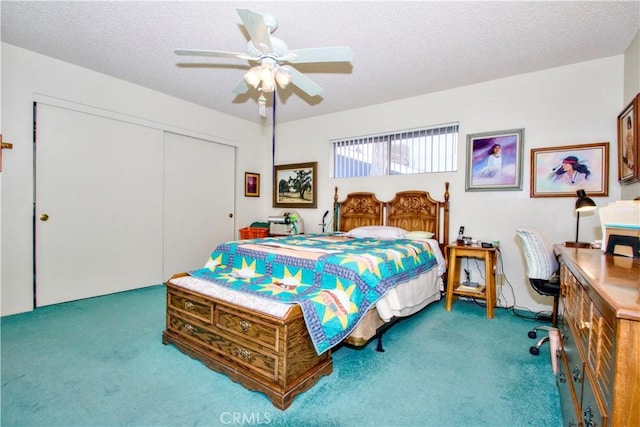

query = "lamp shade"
575;189;597;212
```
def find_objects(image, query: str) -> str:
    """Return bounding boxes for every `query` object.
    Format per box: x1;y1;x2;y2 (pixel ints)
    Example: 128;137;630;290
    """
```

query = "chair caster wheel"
529;346;540;356
528;330;537;339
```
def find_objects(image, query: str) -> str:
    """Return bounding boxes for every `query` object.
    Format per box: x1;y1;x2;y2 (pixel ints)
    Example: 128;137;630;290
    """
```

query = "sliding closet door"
35;103;163;306
163;132;235;276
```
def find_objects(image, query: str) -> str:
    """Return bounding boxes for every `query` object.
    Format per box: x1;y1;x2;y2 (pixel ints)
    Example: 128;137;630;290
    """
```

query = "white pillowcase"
346;226;407;239
405;230;435;239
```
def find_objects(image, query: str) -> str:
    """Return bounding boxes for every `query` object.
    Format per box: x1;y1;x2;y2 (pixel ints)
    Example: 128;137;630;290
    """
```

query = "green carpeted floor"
1;285;561;426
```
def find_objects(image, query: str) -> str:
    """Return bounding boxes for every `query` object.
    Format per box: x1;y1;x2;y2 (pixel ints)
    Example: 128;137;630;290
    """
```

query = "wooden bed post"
442;181;450;261
443;182;450;244
333;186;339;232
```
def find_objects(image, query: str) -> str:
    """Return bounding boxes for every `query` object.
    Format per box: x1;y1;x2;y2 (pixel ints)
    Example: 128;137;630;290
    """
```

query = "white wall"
274;56;625;312
1;43;269;315
2;39;637;316
622;30;640;200
0;40;3;314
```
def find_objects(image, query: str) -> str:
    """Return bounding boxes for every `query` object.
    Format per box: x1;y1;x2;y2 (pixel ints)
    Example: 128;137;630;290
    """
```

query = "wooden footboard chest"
162;276;333;409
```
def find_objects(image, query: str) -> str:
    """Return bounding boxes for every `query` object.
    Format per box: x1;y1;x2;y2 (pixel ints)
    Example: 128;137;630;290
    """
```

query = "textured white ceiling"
2;1;639;125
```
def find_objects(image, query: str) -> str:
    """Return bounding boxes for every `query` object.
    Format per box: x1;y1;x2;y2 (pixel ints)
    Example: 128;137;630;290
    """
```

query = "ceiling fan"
175;8;353;104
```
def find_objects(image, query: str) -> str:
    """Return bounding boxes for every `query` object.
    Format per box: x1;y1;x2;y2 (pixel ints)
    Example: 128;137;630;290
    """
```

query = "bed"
162;183;450;409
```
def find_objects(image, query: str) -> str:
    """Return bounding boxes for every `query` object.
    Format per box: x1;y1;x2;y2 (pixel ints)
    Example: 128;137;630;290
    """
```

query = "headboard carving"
333;189;384;232
333;183;450;249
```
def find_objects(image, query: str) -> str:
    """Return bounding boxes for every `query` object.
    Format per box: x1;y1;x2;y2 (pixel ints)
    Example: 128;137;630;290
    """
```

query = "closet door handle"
40;213;49;221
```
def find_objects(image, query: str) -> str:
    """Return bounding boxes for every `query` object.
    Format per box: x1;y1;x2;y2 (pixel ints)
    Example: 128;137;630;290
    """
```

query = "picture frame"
530;142;609;197
244;172;260;197
273;162;317;208
465;128;524;191
617;93;639;184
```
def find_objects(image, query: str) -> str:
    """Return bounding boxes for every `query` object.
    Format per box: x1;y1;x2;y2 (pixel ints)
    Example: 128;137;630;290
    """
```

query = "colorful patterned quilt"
188;233;438;354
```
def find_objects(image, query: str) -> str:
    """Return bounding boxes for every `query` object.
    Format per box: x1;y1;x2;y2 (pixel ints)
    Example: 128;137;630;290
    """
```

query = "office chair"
516;227;561;356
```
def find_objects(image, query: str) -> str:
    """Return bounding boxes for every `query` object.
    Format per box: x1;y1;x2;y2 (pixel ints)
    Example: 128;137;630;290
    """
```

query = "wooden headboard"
333;182;450;246
333;192;385;232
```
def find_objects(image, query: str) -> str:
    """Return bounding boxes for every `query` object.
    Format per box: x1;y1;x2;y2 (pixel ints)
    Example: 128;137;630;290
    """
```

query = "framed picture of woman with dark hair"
465;128;524;191
617;94;639;184
530;142;609;197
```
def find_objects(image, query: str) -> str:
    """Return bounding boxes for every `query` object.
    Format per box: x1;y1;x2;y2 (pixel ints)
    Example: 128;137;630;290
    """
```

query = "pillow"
405;230;435;240
346;226;407;239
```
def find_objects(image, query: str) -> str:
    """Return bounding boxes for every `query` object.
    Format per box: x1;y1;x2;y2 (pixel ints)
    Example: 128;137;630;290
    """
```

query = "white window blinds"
332;122;459;178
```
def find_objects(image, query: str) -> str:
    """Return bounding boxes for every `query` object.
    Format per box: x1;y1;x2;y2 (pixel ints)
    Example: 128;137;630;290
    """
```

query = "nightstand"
445;243;498;318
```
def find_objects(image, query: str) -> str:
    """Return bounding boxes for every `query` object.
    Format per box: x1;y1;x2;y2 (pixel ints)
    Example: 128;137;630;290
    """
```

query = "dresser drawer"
586;303;615;410
168;313;279;382
556;349;582;427
559;318;584;401
215;305;280;352
582;368;607;427
561;266;581;321
168;289;213;324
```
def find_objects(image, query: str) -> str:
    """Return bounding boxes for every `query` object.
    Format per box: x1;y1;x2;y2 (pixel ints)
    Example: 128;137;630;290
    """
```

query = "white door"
35;103;164;306
163;132;235;276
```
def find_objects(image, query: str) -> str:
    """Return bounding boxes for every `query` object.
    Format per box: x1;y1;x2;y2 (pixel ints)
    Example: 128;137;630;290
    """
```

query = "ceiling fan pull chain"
272;90;277;167
259;92;267;117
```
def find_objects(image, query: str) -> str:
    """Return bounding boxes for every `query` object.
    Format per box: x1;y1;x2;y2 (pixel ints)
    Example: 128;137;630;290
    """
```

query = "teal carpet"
1;286;561;426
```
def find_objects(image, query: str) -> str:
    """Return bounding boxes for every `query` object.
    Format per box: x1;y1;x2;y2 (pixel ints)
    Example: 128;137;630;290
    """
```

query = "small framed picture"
244;172;260;197
617;94;639;184
530;142;609;197
273;162;317;208
465;128;524;191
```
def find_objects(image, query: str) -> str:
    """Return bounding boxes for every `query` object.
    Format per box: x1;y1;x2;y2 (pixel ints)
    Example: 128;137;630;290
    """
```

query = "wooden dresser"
555;246;639;427
162;274;333;409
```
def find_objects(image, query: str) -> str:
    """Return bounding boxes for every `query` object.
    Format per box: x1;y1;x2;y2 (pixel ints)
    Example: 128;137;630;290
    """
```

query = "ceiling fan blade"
232;78;250;95
175;49;256;61
284;46;353;64
236;8;273;54
285;67;323;97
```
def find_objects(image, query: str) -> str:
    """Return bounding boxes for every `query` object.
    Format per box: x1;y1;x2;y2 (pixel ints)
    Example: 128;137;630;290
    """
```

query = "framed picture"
465;128;524;191
617;94;639;184
530;142;609;197
244;172;260;197
273;162;317;208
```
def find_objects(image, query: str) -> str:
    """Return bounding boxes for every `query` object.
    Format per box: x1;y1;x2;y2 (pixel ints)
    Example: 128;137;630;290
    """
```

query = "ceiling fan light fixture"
258;64;274;83
243;67;261;88
261;78;276;93
275;67;291;89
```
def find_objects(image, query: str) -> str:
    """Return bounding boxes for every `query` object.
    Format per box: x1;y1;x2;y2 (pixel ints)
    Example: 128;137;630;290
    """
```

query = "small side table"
445;243;498;319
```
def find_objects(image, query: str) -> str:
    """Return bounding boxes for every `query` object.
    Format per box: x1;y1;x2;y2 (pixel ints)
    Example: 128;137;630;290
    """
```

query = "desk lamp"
566;189;597;248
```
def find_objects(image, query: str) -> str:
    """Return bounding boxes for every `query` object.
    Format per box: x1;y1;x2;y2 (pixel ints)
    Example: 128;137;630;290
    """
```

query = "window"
331;122;459;178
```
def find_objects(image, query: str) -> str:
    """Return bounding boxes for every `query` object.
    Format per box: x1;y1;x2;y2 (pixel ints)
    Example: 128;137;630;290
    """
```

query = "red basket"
238;227;269;239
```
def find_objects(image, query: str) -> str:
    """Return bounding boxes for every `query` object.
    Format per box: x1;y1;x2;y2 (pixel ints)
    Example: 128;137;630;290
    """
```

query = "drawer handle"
558;371;567;384
580;321;591;330
184;301;195;311
239;320;251;332
572;367;582;383
583;404;594;425
183;323;195;335
237;348;252;361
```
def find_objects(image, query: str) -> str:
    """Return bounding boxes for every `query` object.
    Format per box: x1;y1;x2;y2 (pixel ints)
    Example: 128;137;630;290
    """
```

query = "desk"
445;243;498;318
